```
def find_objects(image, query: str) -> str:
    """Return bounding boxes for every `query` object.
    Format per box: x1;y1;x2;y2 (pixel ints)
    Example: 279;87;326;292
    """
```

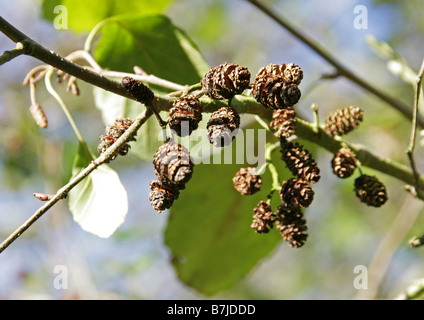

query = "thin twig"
0;41;26;66
244;0;424;127
0;109;152;254
406;58;424;188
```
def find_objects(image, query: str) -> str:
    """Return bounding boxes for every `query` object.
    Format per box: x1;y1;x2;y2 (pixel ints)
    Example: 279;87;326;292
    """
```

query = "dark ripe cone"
251;201;277;234
283;63;303;85
280;140;321;184
121;76;155;105
280;178;314;209
207;106;240;147
97;118;135;158
169;95;203;137
233;167;262;195
331;147;357;179
325;106;364;136
269;107;297;138
153;140;194;188
252;74;301;109
354;174;388;207
149;179;180;213
201;62;251;100
276;204;308;248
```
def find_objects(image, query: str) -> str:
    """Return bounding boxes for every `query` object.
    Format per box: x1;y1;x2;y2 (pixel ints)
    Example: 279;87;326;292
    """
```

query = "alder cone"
207;106;240;147
121;76;155;105
149;179;180;213
280;178;314;209
331;147;357;179
232;167;262;195
97;118;135;158
255;63;303;86
168;95;203;137
280;139;321;184
256;63;287;78
325;106;364;136
201;62;251;100
252;74;301;109
283;63;303;85
269;107;297;138
276;204;308;248
251;201;276;234
354;174;388;207
153;140;194;189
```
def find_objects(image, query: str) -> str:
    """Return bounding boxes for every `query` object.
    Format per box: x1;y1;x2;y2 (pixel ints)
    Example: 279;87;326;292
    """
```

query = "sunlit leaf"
68;143;128;238
93;14;209;85
41;0;174;32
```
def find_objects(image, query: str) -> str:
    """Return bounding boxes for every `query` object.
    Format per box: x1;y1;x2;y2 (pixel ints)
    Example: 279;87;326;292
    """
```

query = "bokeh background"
1;0;424;299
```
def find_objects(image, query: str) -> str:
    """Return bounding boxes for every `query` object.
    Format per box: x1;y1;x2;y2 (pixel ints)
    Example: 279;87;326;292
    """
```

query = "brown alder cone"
280;178;314;209
276;204;308;248
325;106;364;136
331;147;357;179
206;106;240;147
269;107;297;138
97;118;135;158
251;201;277;234
153;140;194;189
121;76;155;105
168;95;203;137
280;139;321;184
252;74;301;109
201;62;251;100
283;63;303;85
232;167;262;195
255;63;303;85
149;178;180;213
354;174;388;207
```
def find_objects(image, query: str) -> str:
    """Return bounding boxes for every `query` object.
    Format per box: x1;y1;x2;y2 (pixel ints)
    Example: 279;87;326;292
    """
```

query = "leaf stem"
44;68;91;158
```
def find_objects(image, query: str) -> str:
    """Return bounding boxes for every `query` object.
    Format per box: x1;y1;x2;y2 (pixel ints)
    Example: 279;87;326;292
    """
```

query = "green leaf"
164;144;284;296
93;14;209;85
93;87;163;161
68;143;128;238
41;0;173;32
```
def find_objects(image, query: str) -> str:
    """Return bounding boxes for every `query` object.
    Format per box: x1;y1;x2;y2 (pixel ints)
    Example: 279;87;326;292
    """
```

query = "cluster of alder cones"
237;103;388;248
95;62;388;247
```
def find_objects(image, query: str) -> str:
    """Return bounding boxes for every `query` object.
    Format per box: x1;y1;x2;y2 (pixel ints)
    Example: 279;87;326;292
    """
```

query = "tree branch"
1;14;424;255
0;16;154;103
0;41;27;66
244;0;424;127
